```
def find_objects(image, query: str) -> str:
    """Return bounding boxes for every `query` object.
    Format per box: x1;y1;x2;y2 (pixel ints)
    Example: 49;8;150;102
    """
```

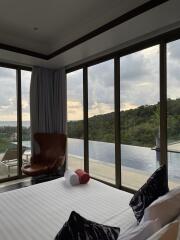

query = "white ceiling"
0;0;180;69
0;0;147;53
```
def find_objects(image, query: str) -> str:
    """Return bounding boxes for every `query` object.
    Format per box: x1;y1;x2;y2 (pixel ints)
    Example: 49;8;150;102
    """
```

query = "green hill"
68;98;180;148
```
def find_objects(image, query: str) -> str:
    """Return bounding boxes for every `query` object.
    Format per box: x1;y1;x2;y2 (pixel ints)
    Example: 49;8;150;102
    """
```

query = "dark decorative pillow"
55;211;120;240
129;165;169;222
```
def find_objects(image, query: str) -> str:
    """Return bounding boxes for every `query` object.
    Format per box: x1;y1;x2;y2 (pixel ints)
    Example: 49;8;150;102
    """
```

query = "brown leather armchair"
22;133;66;176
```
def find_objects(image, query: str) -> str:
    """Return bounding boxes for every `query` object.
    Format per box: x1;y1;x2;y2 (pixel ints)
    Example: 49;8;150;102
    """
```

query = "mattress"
0;178;136;240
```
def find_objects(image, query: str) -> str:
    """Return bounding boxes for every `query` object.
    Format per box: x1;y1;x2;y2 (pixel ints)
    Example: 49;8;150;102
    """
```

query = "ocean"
68;138;180;181
0;121;30;127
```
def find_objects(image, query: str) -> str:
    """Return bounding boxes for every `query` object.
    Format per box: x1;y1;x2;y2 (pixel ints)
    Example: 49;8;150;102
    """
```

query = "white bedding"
0;178;136;240
147;216;180;240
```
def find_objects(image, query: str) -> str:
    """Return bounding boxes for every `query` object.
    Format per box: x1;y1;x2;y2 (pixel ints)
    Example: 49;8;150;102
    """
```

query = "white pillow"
143;187;180;227
118;219;161;240
147;220;180;240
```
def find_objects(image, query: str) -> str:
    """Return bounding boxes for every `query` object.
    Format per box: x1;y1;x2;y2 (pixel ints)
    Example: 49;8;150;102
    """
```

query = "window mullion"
114;57;121;188
83;67;89;173
16;69;22;177
160;43;167;169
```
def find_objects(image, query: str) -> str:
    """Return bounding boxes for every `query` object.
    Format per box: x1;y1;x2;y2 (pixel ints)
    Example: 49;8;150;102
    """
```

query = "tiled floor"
0;172;64;193
0;178;32;193
0;152;31;180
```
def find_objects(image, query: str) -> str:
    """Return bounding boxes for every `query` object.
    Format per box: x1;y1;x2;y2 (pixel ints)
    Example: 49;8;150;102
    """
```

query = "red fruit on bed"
75;169;90;184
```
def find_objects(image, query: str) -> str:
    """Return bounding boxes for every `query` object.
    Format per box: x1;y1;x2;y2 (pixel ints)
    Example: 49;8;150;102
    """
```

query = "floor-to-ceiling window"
67;69;84;170
0;66;31;182
66;35;180;192
0;67;18;179
88;60;115;183
167;39;180;188
120;46;160;190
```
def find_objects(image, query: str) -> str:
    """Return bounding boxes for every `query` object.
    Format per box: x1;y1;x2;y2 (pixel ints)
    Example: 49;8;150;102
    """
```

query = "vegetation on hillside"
68;98;180;148
0;98;180;154
0;126;30;153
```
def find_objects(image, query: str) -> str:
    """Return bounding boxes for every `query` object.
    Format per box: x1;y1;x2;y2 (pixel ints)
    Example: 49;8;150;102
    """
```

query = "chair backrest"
33;133;67;165
2;147;26;162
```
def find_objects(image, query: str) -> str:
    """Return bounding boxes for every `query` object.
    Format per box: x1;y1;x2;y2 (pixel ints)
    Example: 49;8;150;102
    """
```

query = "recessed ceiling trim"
0;42;48;60
66;26;180;73
48;0;169;59
0;61;32;71
0;0;169;60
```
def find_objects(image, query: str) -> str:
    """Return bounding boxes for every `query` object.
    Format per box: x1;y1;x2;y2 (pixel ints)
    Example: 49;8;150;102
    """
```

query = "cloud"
120;54;148;81
67;100;83;121
167;39;180;99
0;67;16;79
167;39;180;61
67;69;84;121
0;68;17;120
120;46;160;110
88;60;114;87
67;62;115;120
67;46;161;119
21;70;31;120
67;69;83;102
88;60;114;110
1;42;180;122
88;102;114;117
0;68;31;121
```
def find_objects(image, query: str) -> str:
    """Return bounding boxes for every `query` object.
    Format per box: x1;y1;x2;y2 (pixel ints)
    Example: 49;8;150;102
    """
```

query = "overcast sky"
0;68;31;121
0;40;180;122
67;40;180;121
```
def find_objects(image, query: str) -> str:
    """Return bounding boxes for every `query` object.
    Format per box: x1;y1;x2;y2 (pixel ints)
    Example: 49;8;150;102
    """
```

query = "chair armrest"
23;163;31;168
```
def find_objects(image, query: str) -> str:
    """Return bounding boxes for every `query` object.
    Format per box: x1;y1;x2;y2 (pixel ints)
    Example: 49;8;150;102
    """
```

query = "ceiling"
0;0;147;53
0;0;180;69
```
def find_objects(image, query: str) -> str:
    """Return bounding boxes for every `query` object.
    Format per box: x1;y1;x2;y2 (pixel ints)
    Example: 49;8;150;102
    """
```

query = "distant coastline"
0;121;30;127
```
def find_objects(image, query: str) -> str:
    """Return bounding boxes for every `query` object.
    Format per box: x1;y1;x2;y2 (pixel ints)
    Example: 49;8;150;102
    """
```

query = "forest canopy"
68;98;180;148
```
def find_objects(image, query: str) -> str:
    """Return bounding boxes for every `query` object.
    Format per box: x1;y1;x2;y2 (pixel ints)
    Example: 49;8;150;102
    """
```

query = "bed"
0;178;137;240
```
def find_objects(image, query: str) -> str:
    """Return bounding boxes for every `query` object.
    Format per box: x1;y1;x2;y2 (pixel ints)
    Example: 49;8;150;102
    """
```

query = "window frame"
0;63;31;183
66;32;180;193
0;29;178;189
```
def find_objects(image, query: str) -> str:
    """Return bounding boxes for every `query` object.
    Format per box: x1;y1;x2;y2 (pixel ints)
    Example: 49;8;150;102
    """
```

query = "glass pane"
21;70;31;168
88;60;115;183
0;67;18;179
120;46;160;190
67;69;84;170
167;40;180;189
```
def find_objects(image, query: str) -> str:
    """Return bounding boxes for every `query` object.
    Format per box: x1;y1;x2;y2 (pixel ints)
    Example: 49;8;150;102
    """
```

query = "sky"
0;68;31;121
0;40;180;122
67;40;180;121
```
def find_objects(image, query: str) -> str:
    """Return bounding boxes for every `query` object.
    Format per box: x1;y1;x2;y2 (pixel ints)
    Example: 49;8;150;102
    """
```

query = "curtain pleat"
30;67;67;155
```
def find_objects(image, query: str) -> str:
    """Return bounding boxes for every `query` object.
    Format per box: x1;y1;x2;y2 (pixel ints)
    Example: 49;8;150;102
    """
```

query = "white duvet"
0;178;136;240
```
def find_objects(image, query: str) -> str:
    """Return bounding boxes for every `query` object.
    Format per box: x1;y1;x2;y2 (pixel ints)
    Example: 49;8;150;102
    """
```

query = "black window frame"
66;29;180;193
0;63;31;183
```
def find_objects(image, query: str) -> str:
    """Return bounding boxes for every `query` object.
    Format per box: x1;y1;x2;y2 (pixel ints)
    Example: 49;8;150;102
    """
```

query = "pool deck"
168;141;180;153
68;155;180;190
0;153;27;179
152;141;180;153
0;153;179;190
